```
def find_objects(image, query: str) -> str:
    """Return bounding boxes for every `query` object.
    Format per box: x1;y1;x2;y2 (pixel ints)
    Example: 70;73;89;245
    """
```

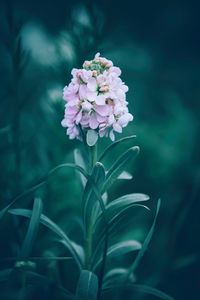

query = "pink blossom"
61;53;133;141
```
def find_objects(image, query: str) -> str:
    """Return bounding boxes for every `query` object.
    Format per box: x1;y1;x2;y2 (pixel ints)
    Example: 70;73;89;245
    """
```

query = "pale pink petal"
87;77;98;92
95;94;106;105
95;105;109;116
86;91;97;102
113;123;122;133
79;85;87;99
109;130;115;141
96;114;107;123
89;115;99;129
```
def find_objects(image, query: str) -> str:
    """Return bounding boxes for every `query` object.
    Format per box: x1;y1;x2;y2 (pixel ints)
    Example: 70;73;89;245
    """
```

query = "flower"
61;52;133;141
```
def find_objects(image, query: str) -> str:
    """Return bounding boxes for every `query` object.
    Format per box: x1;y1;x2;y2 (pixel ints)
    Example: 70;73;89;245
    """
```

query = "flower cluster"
61;53;133;141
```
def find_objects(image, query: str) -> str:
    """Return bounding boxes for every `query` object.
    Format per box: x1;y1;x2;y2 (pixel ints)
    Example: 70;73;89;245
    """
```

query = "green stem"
97;226;109;300
85;143;97;268
90;144;97;171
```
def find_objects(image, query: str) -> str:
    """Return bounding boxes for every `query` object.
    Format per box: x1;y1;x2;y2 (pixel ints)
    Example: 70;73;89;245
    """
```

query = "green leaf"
104;268;128;282
93;194;149;243
103;283;174;300
0;163;89;221
82;162;106;228
92;240;141;271
19;197;43;260
76;270;98;300
129;284;174;300
86;130;98;147
103;146;139;192
117;171;133;180
127;199;161;276
98;135;136;161
8;208;82;270
103;268;136;288
105;193;149;219
74;149;87;187
19;270;75;299
60;240;85;266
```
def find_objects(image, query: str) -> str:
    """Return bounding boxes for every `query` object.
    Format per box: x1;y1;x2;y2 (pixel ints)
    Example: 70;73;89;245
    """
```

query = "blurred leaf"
128;284;174;300
98;135;136;161
0;163;89;221
117;171;133;180
60;240;85;266
127;199;161;276
19;197;43;260
86;130;98;147
104;268;128;283
92;240;141;271
103;283;174;300
103;146;139;192
103;268;136;288
0;268;12;282
9;209;82;270
76;270;98;300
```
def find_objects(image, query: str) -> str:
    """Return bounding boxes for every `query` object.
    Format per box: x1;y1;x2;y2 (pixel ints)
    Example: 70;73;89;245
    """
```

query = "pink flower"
61;53;133;141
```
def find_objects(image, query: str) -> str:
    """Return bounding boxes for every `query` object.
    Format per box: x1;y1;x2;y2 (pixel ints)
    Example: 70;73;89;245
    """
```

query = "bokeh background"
0;0;200;299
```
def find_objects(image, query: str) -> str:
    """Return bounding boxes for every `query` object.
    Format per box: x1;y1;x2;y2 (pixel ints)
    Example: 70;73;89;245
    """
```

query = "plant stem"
97;226;109;300
85;143;97;268
90;144;97;171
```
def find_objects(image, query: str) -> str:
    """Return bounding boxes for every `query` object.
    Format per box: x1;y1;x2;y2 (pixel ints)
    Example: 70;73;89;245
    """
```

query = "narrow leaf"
74;149;87;187
0;163;89;221
93;194;149;240
82;162;105;228
103;146;139;192
106;193;149;218
9;209;82;270
128;284;174;300
127;199;161;276
99;135;136;161
93;240;141;271
19;197;43;260
103;283;174;300
76;270;98;300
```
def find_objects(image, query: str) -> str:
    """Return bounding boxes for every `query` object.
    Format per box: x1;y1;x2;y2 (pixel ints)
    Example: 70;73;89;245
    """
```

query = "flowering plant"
61;53;133;143
1;53;174;300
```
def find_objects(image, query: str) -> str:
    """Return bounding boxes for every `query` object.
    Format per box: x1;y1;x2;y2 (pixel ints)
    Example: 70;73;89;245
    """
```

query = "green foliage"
9;208;83;270
76;270;98;300
4;138;173;300
19;197;43;260
103;146;140;192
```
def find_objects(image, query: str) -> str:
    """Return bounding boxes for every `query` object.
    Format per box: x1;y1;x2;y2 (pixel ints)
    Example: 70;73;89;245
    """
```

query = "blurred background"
0;0;200;299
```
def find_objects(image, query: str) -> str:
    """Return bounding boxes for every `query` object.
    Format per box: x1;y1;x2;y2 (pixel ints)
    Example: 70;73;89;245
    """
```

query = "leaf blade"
98;135;136;161
19;197;43;260
9;208;83;270
103;146;139;192
76;270;98;300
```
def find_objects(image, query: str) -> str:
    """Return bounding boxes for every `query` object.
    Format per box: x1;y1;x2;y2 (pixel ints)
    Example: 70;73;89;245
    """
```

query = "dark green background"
0;0;200;299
